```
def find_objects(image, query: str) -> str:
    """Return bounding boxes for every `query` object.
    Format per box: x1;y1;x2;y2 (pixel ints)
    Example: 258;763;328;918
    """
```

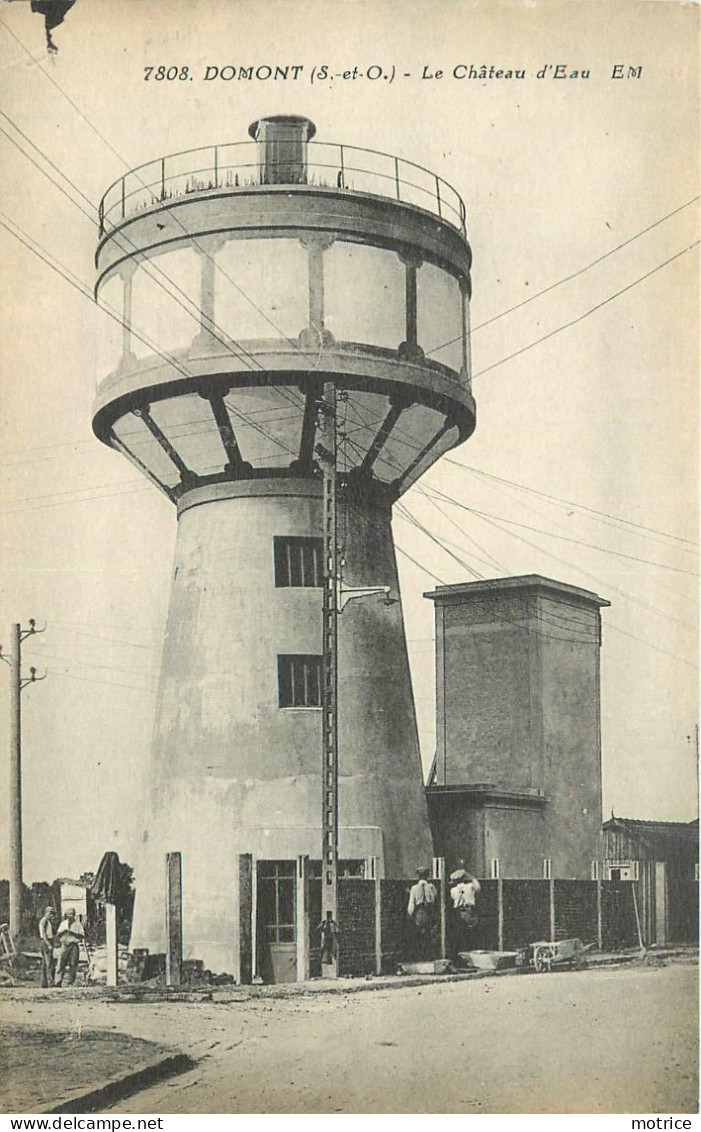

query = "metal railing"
98;140;467;237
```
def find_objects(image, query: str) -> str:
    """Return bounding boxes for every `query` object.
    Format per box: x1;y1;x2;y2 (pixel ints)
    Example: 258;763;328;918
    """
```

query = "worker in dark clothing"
30;1;76;54
317;912;338;966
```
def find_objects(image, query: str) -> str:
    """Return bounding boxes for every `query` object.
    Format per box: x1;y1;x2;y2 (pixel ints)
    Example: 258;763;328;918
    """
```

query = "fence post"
433;857;447;959
238;853;253;985
369;856;383;975
549;878;556;941
497;877;504;952
105;903;117;987
296;855;310;982
596;877;603;950
165;851;183;987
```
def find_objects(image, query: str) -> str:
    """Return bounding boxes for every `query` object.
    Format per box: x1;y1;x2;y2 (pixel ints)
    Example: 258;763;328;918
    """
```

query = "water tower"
93;116;475;977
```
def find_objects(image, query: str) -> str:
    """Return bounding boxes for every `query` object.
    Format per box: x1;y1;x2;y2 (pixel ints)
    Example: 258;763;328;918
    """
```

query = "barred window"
278;654;322;708
274;536;323;588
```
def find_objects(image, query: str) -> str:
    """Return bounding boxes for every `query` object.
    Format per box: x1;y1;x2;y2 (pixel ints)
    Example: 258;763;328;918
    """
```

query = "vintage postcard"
0;0;698;1119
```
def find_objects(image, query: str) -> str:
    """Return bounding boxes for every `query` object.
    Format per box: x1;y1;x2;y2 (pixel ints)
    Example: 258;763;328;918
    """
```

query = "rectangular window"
274;537;323;588
542;858;552;880
278;654;322;708
489;857;501;880
309;859;366;879
257;860;296;943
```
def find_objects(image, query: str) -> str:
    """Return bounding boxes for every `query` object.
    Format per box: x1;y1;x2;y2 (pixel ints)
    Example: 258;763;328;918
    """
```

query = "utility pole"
318;382;340;976
1;620;46;948
316;387;393;978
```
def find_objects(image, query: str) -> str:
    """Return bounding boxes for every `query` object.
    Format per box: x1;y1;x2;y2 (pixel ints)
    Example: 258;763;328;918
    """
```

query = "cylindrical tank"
93;117;475;975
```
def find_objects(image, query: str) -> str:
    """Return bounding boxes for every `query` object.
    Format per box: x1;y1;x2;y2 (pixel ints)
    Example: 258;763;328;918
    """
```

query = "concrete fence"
234;866;697;982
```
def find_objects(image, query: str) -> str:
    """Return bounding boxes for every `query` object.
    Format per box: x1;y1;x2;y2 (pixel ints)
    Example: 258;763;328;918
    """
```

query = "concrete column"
369;855;384;975
397;248;423;360
238;853;253;985
165;852;183;987
596;878;603;950
497;877;504;952
105;903;118;988
296;855;310;982
549;878;556;941
433;857;447;959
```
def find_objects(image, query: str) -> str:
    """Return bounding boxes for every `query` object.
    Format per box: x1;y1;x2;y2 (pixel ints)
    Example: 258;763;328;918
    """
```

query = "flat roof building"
425;575;610;879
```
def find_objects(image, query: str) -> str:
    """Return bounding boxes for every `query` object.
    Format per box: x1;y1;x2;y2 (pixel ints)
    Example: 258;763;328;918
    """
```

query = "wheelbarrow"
527;937;586;973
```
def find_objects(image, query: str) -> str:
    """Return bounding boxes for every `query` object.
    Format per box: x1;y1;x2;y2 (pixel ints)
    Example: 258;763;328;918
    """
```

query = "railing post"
339;145;345;189
121;177;125;220
161;157;166;200
213;145;218;188
435;175;442;219
394;156;401;201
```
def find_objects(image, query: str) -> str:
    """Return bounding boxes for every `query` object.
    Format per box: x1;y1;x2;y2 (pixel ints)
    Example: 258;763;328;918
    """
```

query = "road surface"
2;960;697;1114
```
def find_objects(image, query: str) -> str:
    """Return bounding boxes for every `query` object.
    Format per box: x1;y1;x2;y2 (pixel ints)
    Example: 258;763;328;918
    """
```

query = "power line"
0;22;320;383
46;667;157;695
433;487;697;636
394;531;696;669
435;501;699;577
472;240;699;380
444;460;698;550
469;195;700;335
0;211;295;469
47;625;159;651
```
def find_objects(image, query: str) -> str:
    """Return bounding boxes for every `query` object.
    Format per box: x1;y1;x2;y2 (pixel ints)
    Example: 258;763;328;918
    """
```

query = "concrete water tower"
93;116;475;977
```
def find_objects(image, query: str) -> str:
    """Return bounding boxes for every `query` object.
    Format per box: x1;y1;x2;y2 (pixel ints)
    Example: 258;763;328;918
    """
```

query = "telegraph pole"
1;620;45;947
318;382;340;976
316;387;393;978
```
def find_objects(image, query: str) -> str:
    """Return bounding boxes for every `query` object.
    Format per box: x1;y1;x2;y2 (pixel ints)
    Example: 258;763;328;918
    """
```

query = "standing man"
38;906;55;988
450;868;481;959
407;867;437;960
54;908;84;987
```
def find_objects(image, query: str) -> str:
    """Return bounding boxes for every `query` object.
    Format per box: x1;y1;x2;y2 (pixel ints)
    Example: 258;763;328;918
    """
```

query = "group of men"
407;860;481;960
38;906;85;987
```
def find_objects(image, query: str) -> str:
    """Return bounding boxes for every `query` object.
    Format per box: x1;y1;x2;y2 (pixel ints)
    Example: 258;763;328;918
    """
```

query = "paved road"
1;961;696;1114
108;962;696;1114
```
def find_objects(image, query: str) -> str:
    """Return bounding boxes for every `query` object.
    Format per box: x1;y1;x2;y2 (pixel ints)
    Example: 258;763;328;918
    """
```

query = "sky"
0;0;697;882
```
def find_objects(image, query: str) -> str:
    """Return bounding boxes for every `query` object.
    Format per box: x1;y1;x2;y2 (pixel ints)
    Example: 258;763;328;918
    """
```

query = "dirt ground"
1;1025;171;1115
1;960;697;1115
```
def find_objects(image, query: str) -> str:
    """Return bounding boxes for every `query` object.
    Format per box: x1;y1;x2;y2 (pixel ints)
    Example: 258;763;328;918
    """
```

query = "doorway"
257;860;297;983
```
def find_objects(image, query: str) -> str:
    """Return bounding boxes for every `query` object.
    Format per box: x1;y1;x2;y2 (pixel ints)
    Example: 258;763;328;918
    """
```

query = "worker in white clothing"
407;867;437;959
450;867;481;960
55;908;85;987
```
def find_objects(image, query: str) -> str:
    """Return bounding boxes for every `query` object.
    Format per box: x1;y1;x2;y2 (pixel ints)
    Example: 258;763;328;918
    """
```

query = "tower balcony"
98;131;467;241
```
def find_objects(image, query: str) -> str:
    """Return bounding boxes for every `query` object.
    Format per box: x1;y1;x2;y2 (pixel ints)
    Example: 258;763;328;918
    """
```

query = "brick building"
424;575;610;879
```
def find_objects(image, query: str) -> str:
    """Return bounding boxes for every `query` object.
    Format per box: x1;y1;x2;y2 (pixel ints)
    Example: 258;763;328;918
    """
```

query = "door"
257;860;297;983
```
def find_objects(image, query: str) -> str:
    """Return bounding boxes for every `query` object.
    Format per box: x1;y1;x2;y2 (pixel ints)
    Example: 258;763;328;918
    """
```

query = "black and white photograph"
0;0;698;1119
